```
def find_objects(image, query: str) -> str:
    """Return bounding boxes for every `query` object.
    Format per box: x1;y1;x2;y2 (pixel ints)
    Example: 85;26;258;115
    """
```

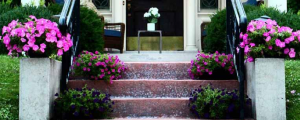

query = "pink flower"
240;42;245;48
23;45;30;51
244;45;250;53
268;45;273;50
3;35;10;45
289;48;296;58
266;36;271;42
21;38;26;42
57;40;63;48
29;15;37;20
57;49;63;56
239;33;243;39
247;57;254;62
88;62;92;66
32;45;39;51
83;67;87;71
204;62;208;65
263;32;269;37
208;71;213;75
284;48;290;54
95;51;99;55
40;43;46;49
87;68;91;72
291;90;296;94
250;43;255;47
112;69;115;72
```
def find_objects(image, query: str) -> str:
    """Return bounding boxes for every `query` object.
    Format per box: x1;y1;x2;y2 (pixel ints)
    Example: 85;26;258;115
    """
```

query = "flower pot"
147;23;155;31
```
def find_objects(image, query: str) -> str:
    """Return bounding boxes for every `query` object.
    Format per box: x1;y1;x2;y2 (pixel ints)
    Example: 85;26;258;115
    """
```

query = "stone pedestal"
246;58;286;120
19;58;61;120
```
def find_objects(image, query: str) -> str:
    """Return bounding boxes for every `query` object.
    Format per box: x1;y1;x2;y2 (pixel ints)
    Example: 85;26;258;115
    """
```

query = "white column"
265;0;287;12
185;0;198;51
113;0;124;23
21;0;44;7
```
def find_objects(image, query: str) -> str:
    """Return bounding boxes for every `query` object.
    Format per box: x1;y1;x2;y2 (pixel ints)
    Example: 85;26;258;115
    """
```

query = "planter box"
19;58;61;120
246;58;286;120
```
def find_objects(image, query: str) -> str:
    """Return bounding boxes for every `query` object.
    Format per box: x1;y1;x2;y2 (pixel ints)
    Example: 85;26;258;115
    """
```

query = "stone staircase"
68;62;242;119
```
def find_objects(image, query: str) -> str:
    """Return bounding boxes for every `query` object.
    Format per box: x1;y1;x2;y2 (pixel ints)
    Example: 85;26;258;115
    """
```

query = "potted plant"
144;7;160;31
188;51;236;80
0;15;72;57
240;19;300;120
0;15;73;119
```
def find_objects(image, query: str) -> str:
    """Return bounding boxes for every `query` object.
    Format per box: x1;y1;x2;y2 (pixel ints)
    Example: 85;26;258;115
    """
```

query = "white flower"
150;7;159;15
157;13;160;17
144;12;151;18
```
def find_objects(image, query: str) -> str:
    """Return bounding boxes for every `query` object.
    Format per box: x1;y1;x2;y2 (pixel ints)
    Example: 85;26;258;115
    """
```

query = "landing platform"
107;51;199;62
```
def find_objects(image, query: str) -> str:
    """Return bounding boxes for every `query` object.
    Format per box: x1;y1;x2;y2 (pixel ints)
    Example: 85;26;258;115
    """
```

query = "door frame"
118;0;191;51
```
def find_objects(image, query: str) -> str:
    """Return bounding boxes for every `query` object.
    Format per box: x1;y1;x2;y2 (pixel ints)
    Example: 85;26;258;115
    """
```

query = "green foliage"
0;55;19;120
189;85;241;119
203;5;300;53
287;0;300;14
0;5;54;55
79;7;105;53
47;3;63;15
0;2;13;15
285;60;300;120
203;5;260;53
54;85;113;119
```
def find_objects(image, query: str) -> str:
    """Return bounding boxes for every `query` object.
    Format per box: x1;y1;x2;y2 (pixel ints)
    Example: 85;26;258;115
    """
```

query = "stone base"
246;58;286;120
19;58;61;120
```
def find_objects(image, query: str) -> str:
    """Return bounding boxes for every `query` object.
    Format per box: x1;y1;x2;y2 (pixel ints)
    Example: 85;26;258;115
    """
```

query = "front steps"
68;62;245;119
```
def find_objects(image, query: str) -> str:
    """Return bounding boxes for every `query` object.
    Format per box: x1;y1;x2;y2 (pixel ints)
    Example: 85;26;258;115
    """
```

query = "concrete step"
107;118;254;120
122;62;190;80
111;98;193;118
67;80;239;98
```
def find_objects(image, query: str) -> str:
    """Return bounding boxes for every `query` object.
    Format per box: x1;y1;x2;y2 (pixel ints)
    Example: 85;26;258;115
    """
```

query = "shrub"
79;7;105;53
203;5;300;53
189;85;241;119
54;85;113;119
0;3;13;15
0;5;54;54
188;51;235;79
72;51;126;83
0;15;72;57
288;0;300;14
203;5;260;53
47;3;63;15
239;19;300;62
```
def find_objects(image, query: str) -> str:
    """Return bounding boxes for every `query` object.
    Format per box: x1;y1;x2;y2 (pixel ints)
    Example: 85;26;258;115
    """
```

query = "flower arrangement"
72;51;126;83
144;7;160;23
239;19;300;62
0;15;72;57
54;85;113;119
188;51;235;79
189;85;247;119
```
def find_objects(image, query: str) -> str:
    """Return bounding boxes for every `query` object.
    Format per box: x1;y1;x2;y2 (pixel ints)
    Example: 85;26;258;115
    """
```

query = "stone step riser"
122;62;190;80
111;98;193;118
68;80;239;98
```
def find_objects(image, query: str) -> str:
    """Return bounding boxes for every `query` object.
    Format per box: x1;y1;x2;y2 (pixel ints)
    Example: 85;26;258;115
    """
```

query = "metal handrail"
226;0;247;119
58;0;80;91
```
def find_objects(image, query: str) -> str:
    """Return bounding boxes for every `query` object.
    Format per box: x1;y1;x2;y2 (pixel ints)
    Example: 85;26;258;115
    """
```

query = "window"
200;0;218;10
92;0;110;10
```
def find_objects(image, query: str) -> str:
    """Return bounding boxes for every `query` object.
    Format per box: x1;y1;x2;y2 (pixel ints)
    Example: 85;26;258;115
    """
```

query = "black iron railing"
226;0;247;119
59;0;80;91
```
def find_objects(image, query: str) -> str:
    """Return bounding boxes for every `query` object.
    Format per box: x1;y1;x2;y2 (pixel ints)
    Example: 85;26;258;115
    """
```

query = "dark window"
93;0;110;10
200;0;218;9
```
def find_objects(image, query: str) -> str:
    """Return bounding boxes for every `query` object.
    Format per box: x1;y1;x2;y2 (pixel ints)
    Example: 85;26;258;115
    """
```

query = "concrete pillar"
185;0;198;51
246;58;286;120
20;58;61;120
21;0;44;7
265;0;287;12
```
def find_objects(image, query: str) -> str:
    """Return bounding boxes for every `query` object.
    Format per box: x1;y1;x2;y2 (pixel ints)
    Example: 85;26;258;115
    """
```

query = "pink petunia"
40;43;46;49
244;45;250;53
247;57;254;62
268;45;273;50
21;38;26;43
57;40;63;48
3;35;10;45
284;48;290;54
289;48;296;58
95;51;99;55
32;45;39;51
204;62;208;65
266;36;271;42
250;43;255;47
57;49;63;56
23;45;30;51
